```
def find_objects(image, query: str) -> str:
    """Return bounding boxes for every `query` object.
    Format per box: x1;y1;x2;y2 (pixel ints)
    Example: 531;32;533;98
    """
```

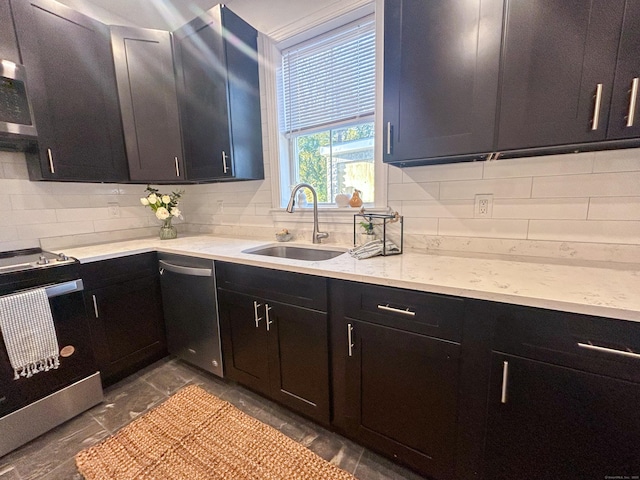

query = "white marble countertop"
61;235;640;323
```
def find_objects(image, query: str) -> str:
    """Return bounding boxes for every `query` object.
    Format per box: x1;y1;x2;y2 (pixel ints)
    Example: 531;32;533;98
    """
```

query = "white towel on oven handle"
0;288;60;380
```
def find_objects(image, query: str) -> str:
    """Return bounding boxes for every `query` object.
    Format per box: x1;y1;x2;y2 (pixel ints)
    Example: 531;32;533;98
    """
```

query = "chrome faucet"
286;183;329;244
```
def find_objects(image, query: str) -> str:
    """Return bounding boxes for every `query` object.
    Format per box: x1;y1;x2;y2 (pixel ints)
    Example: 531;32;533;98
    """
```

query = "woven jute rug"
75;384;356;480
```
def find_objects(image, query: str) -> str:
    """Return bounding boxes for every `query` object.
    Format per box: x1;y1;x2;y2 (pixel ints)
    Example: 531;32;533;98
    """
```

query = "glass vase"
159;218;177;240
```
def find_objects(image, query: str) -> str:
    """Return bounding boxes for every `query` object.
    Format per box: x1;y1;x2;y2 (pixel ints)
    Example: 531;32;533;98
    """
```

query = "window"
278;15;376;205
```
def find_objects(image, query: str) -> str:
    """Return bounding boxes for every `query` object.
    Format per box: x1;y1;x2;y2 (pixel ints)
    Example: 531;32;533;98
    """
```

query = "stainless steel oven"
0;248;102;457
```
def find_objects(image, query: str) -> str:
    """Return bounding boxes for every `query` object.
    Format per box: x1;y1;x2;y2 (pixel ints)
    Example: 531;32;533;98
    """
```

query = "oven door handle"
45;279;84;298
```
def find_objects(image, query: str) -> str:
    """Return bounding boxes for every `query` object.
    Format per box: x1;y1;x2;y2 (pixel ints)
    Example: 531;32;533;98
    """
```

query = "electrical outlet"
108;202;120;218
216;200;224;213
474;194;493;218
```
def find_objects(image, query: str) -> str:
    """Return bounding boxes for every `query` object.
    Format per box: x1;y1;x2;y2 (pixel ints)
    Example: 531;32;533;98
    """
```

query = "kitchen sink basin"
243;244;346;261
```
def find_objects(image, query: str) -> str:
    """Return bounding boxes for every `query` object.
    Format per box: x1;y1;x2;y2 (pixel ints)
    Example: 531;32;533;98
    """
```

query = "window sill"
271;205;390;224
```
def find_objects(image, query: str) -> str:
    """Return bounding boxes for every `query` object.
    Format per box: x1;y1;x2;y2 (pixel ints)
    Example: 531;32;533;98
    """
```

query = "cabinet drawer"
493;304;640;383
215;261;327;311
81;252;158;289
337;280;464;342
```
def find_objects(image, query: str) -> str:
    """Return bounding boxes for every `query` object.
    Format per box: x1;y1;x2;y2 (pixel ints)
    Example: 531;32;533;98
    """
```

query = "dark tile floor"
0;357;428;480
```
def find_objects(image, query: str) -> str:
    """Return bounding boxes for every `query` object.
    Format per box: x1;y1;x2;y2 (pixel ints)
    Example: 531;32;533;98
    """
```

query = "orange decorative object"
349;189;363;207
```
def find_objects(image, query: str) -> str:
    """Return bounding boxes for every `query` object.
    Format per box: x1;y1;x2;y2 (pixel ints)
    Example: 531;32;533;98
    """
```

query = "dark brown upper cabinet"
496;0;626;151
382;0;504;166
607;0;640;140
174;5;264;182
0;0;20;64
12;0;128;182
111;26;185;183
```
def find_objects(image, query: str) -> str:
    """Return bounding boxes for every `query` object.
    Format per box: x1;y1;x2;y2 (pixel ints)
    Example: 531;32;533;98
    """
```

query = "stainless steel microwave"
0;59;37;141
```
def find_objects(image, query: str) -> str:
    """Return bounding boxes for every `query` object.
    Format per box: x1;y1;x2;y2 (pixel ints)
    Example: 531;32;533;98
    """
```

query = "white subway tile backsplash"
532;172;640;198
3;147;640;259
439;177;532;200
387;165;403;184
483;152;594;178
93;217;151;232
388;182;439;201
17;221;95;239
492;198;589;220
528;220;640;244
7;209;56;225
588;197;640;220
55;207;108;222
402;162;483;183
438;218;529;239
400;200;473;218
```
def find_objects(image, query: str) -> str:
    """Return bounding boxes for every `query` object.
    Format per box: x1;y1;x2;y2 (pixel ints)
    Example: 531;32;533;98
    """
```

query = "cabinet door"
267;301;329;424
607;0;640;140
0;0;20;63
218;289;270;395
85;275;166;385
485;353;640;479
174;8;232;180
174;6;263;181
111;26;184;182
383;0;503;163
12;0;127;181
497;0;625;150
344;319;460;480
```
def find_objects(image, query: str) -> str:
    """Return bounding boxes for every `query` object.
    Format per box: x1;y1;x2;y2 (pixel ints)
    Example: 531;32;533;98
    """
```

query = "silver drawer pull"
626;77;639;127
92;294;99;318
347;323;354;357
222;151;229;174
174;157;180;177
501;361;509;404
577;342;640;360
377;304;416;317
47;148;55;173
386;122;392;155
591;83;603;131
253;301;262;328
265;304;273;331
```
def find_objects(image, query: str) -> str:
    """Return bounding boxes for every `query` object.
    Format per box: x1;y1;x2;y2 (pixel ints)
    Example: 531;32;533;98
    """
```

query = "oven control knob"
57;253;69;261
37;254;49;265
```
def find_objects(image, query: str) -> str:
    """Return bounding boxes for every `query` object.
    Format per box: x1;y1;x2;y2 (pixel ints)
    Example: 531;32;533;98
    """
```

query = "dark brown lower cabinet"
81;253;166;386
485;353;640;479
217;262;330;424
331;280;465;480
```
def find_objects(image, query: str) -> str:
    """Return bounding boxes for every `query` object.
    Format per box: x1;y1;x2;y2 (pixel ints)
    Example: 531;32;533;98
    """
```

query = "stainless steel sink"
243;244;345;261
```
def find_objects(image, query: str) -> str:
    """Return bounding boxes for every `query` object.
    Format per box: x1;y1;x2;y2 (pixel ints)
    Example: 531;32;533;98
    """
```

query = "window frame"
259;0;387;210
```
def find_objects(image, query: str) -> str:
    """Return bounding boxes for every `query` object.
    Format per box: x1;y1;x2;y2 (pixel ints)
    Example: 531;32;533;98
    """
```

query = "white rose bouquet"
140;185;184;239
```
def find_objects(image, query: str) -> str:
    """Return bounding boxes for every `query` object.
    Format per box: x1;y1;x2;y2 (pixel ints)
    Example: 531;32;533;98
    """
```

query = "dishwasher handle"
159;260;213;277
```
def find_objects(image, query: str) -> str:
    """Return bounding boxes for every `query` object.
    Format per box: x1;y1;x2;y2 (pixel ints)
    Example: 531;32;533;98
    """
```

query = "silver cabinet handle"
174;157;180;177
253;301;262;328
626;77;639;127
591;83;603;131
377;304;416;317
92;294;99;318
45;279;84;298
577;342;640;360
347;323;354;357
386;122;392;155
500;360;509;404
158;260;212;277
265;303;273;331
222;151;229;174
47;148;55;173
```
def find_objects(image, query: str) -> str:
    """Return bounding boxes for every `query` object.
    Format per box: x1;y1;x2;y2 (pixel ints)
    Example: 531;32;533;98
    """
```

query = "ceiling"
56;0;349;34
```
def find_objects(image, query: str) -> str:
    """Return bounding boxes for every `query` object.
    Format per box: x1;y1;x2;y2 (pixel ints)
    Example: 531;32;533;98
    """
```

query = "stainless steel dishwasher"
158;253;223;377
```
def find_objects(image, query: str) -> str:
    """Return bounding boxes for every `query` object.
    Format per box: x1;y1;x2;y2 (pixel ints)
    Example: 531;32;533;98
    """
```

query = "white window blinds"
279;15;375;134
